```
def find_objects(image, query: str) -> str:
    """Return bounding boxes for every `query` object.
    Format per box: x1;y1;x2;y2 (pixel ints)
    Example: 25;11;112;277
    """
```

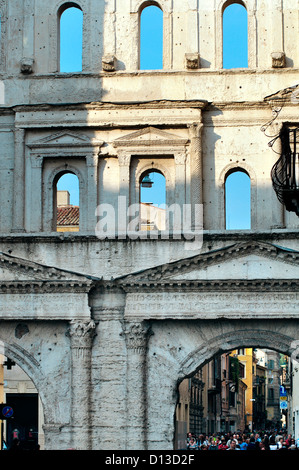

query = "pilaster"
122;321;153;450
12;128;26;232
67;319;96;450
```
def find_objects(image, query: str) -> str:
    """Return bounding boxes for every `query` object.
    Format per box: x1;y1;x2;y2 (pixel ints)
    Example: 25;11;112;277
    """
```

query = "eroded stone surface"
0;0;298;451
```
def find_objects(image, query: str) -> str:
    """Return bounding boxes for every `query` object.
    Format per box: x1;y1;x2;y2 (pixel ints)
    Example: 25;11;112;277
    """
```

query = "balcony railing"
271;126;299;216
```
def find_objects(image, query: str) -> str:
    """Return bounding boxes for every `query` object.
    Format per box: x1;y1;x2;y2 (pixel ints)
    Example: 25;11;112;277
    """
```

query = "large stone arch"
113;239;299;449
0;321;73;447
178;322;296;379
145;319;299;450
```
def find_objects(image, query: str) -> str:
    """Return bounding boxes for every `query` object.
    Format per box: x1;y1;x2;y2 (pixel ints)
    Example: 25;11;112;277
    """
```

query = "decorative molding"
2;342;41;378
179;328;294;378
124;290;299;320
185;53;200;70
102;55;117;72
271;52;286;69
121;322;153;353
27;130;104;151
67;320;97;353
0;281;94;294
174;152;187;165
116;241;299;285
264;85;299;104
0;251;98;285
118;152;131;167
113;127;189;148
120;278;299;293
20;57;35;75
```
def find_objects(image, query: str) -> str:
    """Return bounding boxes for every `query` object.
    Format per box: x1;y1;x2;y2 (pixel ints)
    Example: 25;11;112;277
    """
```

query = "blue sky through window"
59;4;251;229
225;171;251;230
140;6;163;70
140;172;166;207
60;7;83;73
223;3;248;69
57;173;79;206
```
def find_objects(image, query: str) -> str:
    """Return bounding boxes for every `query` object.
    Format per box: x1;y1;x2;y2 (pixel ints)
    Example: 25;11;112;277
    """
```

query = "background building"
175;347;291;446
0;0;298;450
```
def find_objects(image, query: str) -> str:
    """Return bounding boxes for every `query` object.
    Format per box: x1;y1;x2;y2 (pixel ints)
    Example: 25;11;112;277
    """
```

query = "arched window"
59;4;83;72
140;170;166;230
55;172;79;232
139;4;163;70
225;170;251;229
223;2;248;69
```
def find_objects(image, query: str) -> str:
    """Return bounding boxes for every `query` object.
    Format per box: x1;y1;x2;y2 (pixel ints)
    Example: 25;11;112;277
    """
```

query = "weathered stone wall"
0;0;298;450
2;0;299;76
146;319;299;450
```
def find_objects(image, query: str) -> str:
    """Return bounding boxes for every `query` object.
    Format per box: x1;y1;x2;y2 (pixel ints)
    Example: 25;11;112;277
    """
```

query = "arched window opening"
225;170;251;230
140;170;166;230
59;4;83;73
55;172;79;232
139;4;163;70
223;2;248;69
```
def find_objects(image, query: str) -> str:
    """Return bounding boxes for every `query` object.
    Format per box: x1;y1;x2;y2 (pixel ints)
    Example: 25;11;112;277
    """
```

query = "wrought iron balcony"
271;126;299;216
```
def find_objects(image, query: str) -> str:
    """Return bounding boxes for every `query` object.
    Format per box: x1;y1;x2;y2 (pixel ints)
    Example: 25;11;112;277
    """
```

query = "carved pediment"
28;130;97;149
117;242;299;287
264;84;299;104
0;251;97;284
113;127;189;148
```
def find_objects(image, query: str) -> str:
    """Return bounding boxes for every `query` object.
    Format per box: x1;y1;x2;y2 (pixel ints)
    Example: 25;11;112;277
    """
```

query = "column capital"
174;152;187;166
188;122;204;139
122;321;153;354
86;152;100;167
14;127;25;140
67;320;97;352
118;151;131;167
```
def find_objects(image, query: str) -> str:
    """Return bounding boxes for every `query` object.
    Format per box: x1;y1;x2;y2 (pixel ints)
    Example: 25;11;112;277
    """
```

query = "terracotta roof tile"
57;206;79;226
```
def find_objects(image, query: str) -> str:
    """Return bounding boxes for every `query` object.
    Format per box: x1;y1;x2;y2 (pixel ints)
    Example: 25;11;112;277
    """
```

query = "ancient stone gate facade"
0;0;298;450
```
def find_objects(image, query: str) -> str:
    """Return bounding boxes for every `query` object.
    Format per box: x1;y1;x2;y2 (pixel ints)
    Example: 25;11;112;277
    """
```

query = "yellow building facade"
231;349;255;431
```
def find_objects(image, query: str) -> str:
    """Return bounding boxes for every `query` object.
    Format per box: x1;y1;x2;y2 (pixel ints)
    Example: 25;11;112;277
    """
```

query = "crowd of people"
186;430;299;450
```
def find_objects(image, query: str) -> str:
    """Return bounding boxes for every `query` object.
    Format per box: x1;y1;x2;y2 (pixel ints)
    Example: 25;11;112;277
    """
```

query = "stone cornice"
0;229;298;243
0;251;99;283
264;84;299;104
116;278;299;292
115;241;299;285
0;280;94;294
12;99;208;113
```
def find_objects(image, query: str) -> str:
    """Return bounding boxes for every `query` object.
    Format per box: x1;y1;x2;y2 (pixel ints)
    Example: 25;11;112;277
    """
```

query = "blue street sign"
1;405;13;419
280;385;287;397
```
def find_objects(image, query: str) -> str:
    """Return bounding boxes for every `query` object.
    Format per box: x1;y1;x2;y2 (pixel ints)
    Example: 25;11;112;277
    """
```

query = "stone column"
189;123;204;231
12;128;25;232
163;11;173;70
122;321;152;450
174;152;187;235
270;121;285;228
86;152;99;232
67;320;96;450
271;1;284;59
117;152;131;237
248;8;258;68
30;155;43;232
